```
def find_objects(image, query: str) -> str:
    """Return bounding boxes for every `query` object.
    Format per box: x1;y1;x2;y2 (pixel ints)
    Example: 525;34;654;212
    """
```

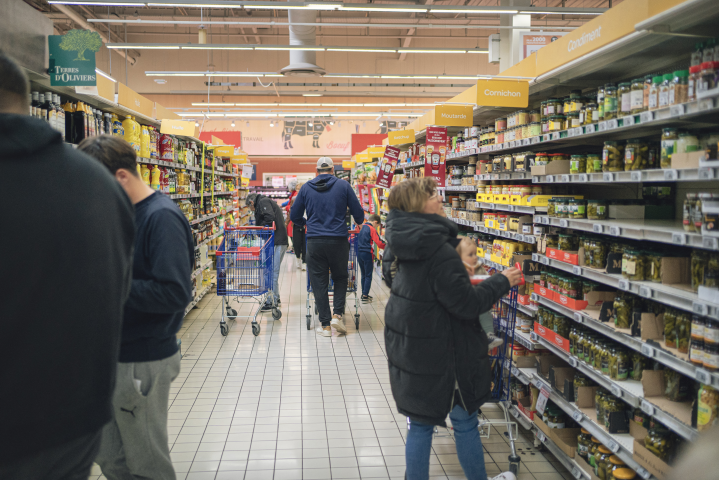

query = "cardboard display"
575;455;601;480
516;395;535;420
534;416;580;459
530;160;571;176
641;370;693;428
633;440;672;480
549;366;575;395
534;323;571;352
671;150;704;170
547;247;581;266
376;145;400;189
576;385;599;409
535;355;569;379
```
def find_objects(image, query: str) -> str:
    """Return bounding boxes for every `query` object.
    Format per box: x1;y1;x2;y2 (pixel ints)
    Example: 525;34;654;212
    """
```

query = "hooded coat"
382;209;510;426
249;193;288;245
290;173;364;237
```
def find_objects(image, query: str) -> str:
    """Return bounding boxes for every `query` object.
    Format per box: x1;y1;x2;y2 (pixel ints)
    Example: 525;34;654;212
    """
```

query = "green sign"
48;30;102;86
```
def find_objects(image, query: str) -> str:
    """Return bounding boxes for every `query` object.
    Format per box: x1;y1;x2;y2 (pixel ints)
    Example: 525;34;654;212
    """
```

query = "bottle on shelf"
123;115;140;153
62;101;75;143
150;165;161;191
54;95;65;141
111;113;124;137
44;92;57;132
104;113;112;136
31;92;40;119
140;163;151;186
74;102;88;142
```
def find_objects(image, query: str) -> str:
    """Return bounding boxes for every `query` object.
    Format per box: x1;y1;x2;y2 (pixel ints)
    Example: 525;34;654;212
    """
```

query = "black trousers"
0;429;101;480
307;237;349;326
293;223;306;262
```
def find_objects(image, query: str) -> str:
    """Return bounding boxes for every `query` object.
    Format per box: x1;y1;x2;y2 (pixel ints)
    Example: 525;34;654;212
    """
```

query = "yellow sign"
155;103;180;121
388;129;416;145
211;135;225;145
240;177;250;187
231;153;248;165
160;119;197;137
356;153;370;163
96;74;115;103
434;104;474;127
476;79;529;108
342;160;356;169
117;83;154;119
214;145;234;157
368;146;386;157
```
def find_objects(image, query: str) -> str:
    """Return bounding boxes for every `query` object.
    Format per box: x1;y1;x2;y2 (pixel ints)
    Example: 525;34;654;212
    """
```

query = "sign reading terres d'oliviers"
48;30;102;87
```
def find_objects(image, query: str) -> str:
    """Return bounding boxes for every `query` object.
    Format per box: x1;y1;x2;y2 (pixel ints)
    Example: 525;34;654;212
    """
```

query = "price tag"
575;127;584;136
639;286;652;298
699;167;715;180
503;174;511;180
572;411;584;422
537;431;546;443
559;219;569;228
618;279;630;290
511;366;519;377
630;171;643;182
532;254;539;262
641;400;655;415
572;467;582;480
530;331;539;343
610;385;623;397
609;226;621;236
567;128;575;138
546;175;554;183
551;132;561;141
699;98;714;111
531;136;540;145
516;234;525;242
703;237;719;250
593;224;603;233
598;121;607;132
603;173;614;182
585;123;596;134
670;104;685;116
672;233;687;245
572;266;582;275
526;236;536;244
569;357;578;367
574;313;584;324
523;139;531;146
560;175;570;183
664;169;678;181
535;387;551;415
577;174;588;183
641;344;655;357
696;368;711;384
623;115;635;126
607;119;618;129
636;467;651;480
541;257;550;265
607;440;620;453
640;111;653;123
693;302;709;316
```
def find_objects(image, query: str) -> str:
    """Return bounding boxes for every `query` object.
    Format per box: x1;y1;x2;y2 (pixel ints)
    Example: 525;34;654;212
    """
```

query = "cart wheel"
355;314;360;330
509;455;520;475
227;308;237;319
272;307;282;320
220;324;228;336
306;315;312;330
252;323;260;336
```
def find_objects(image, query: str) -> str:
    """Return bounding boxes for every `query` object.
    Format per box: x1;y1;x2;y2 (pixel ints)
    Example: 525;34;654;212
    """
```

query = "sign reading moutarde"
476;79;529;108
433;104;473;127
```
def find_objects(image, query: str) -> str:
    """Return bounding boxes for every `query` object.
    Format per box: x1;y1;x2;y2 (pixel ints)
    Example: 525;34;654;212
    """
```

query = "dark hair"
78;135;139;176
368;214;381;223
0;51;29;111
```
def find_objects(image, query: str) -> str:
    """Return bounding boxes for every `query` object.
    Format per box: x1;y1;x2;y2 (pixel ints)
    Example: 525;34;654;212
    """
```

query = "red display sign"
424;126;448;186
376;146;400;189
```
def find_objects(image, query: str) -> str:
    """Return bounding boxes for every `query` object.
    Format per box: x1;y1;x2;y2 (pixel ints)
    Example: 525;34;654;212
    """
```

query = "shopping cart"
216;224;281;337
305;229;360;331
429;262;525;475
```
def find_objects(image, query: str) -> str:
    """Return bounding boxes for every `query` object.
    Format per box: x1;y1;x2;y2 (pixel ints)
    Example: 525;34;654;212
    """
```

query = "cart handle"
469;262;524;285
225;222;276;231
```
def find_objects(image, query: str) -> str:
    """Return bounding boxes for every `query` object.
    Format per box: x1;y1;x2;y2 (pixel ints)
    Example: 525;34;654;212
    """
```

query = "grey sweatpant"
96;351;181;480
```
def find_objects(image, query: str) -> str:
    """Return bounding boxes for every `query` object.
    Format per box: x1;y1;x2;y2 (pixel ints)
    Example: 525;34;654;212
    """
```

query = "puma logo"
120;407;137;418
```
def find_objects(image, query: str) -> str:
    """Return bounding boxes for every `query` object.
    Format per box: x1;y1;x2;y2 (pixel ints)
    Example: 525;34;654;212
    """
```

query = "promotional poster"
424;126;448;186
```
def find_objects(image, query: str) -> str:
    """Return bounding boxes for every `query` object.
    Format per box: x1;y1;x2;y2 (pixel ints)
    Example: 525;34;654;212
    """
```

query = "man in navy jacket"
291;157;364;336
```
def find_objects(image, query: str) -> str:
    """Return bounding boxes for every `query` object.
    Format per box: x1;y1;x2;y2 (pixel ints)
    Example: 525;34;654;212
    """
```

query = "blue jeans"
269;244;287;304
406;405;488;480
357;250;374;296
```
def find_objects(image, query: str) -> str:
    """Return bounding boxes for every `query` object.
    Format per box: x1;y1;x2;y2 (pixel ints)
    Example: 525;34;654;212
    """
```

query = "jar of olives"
611;348;630;381
676;311;691;354
644;426;673;462
547;408;566;429
623;249;646;281
574;373;591;400
577;428;592;460
566;277;580;299
692;249;709;291
547;198;557;217
586;154;602;173
706;253;719;288
570;327;579;355
589;240;608;269
631;352;646;381
558;233;577;251
618;82;632;116
585;103;599;124
603;141;625;172
595;390;607;424
555;198;568;218
660;128;678;168
608;456;628;480
600;343;611;374
614;294;632;329
587;200;608;220
603;396;624;429
546;235;559;249
571;198;587;219
604;83;618;120
664;307;677;348
570;154;586;174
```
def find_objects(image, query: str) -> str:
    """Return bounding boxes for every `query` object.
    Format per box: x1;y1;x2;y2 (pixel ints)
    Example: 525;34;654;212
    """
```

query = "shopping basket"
305;228;360;331
216;224;280;337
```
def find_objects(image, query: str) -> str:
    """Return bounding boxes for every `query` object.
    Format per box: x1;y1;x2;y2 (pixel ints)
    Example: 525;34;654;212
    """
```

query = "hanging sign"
434;105;474;127
160;119;197;137
388;129;416;145
476;79;529;108
424;126;448;186
376;146;401;189
241;164;253;179
214;145;234;157
342;160;356;169
356;152;371;163
48;30;101;87
231;153;248;165
368;145;386;159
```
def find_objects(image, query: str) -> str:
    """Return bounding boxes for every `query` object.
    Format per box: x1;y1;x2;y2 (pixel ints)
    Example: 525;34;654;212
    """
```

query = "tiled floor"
89;253;571;480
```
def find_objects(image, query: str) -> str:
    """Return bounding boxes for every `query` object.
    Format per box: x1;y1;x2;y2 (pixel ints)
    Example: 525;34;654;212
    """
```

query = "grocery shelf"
533;168;718;184
189;212;223;225
394;161;424;172
475;225;537;245
446;148;480;160
440;186;478;192
533;427;593;480
137;157;202;173
476;172;531;181
191;260;212;280
185;283;212;316
195;230;224;252
534;215;719;253
169;192;233;199
502;297;538;319
506;401;534;431
534;336;698;442
481;203;546;215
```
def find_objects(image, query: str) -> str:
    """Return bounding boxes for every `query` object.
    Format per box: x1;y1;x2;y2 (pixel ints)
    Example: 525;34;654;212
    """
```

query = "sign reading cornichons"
434;105;474;127
48;30;102;86
476;79;529;108
388;129;416;145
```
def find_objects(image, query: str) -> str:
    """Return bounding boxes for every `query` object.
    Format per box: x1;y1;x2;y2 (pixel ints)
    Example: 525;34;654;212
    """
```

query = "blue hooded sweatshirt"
290;174;365;237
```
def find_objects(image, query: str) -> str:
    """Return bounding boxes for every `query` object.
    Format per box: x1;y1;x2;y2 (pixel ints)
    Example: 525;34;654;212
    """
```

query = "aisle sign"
424;126;448;186
356;152;371;163
376;145;401;189
214;145;234;157
368;146;386;159
241;164;253;179
434;104;474;127
118;83;154;119
48;31;101;87
477;79;529;108
342;160;356;169
520;32;567;60
388;129;415;145
160;119;196;137
231;153;248;165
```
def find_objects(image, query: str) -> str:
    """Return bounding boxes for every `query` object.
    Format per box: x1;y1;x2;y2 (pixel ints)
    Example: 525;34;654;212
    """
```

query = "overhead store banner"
477;79;529;108
160;119;196;137
342;160;356;169
48;30;101;87
96;74;115;102
424;126;448;187
356;152;371;163
434;105;474;127
388;129;416;145
376;146;400;189
520;32;567;60
118;83;154;118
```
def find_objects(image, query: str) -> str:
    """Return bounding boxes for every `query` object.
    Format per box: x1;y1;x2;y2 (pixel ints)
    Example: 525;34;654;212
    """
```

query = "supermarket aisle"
88;253;572;480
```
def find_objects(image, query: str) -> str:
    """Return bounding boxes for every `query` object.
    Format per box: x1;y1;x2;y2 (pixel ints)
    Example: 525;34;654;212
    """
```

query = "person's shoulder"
59;145;132;207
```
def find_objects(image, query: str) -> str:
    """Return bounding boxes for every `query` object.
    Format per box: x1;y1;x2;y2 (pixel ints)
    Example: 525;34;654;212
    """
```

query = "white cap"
317;157;334;169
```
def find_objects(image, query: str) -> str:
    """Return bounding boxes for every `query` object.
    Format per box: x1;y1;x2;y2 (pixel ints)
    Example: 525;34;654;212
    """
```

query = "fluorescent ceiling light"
322;103;364;107
398;49;466;54
226;113;278;117
332;113;382;117
326;48;392;53
147;3;243;7
281;103;321;106
204;113;225;117
431;8;517;14
265;74;283;77
146;72;206;76
255;46;325;51
243;4;308;8
182;45;253;50
364;103;406;107
95;68;116;82
303;94;323;97
107;45;179;49
49;1;145;5
234;103;280;106
206;72;257;77
341;6;427;12
306;3;342;10
437;76;479;80
192;103;231;106
467;50;489;54
519;10;601;15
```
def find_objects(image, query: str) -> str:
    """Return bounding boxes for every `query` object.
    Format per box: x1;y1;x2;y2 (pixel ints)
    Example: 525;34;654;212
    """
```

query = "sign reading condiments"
476;79;529;108
424;126;448;186
434;105;474;127
160;119;197;137
388;129;416;145
48;31;101;87
376;146;400;189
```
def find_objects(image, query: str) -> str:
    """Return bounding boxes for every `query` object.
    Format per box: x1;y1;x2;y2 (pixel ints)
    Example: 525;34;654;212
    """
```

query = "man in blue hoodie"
291;157;365;337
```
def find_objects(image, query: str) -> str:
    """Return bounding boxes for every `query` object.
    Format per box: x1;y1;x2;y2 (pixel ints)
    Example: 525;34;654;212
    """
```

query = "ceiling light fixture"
48;0;145;5
518;10;601;15
303;93;323;97
111;43;485;54
95;68;116;82
231;120;235;127
270;121;275;127
431;8;518;14
326;48;394;53
195;121;200;127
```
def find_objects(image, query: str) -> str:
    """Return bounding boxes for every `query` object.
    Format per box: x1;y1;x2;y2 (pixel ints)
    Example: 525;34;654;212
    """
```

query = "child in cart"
456;237;504;351
357;214;385;302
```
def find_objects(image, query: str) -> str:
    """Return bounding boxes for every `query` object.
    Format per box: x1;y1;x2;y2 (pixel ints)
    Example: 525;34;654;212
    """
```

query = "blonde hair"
455;237;476;256
388;177;437;213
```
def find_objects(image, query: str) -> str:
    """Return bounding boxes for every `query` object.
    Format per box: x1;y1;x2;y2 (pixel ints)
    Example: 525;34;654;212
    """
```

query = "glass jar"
658;73;673;108
646;251;663;283
689;64;701;102
660;128;678;168
587;200;607;220
567;112;581;128
517;110;528;126
648;75;662;110
549;115;565;131
603;140;625;172
547;198;557;217
644;426;673;462
698;61;717;94
546;235;559;249
705;342;719;372
563;97;572;115
706;253;719;288
608;456;627;480
630;78;645;114
529;122;541;137
595;445;614;479
571;199;587;219
596;86;606;120
603;83;618;120
624;139;648;171
584;103;598;125
529;109;540;123
622;249;645;281
683;193;697;232
618;82;632;115
577;429;592;460
612;348;630;381
614;295;632;329
676;311;691;354
677;131;700;154
569;155;586;174
495;117;507;132
603;397;623;430
586;154;602;174
546;98;562;116
609;468;637;480
595;390;607;424
535;152;549;166
670;70;690;105
566;277;580;299
692;249;709;291
643;74;653;110
555;199;568;219
547;409;566;429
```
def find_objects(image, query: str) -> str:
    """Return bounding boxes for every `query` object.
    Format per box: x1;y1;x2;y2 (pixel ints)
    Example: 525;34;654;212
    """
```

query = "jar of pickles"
631;78;646;114
623;249;646;281
610;348;630;381
603;141;625;172
624;139;649;171
585;103;599;124
588;200;608;220
618;82;632;116
604;83;618;120
644;426;673;462
603;396;624;429
547;198;557;217
549;115;566;131
595;390;607;424
556;199;569;219
535;152;549;166
660;128;678;168
577;428;592;460
588;240;608;269
614;294;633;329
597;86;606;119
594;445;614;479
570;155;586;174
567;111;581;128
664;307;678;348
546;235;559;249
529;122;541;137
571;198;587;219
529;110;540;123
586;154;602;174
646;251;663;283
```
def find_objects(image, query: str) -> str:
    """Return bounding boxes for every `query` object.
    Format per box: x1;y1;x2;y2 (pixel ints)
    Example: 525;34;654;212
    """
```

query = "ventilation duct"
279;10;325;77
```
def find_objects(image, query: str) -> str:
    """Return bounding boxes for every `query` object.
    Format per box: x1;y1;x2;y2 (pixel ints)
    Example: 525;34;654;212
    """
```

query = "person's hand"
501;267;523;287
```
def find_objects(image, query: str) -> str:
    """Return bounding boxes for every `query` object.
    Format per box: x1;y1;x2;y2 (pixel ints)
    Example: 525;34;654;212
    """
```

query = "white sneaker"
489;473;516;480
487;333;504;351
295;258;302;269
330;314;347;334
317;326;332;337
301;263;306;271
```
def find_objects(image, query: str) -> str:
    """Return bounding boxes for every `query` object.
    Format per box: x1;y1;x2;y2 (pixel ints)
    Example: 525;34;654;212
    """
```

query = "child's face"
460;243;478;275
371;221;380;228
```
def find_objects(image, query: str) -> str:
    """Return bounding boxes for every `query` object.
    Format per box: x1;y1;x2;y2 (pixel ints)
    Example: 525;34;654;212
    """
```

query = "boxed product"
640;370;693;428
516;395;535;420
530;159;570;176
534;416;581;459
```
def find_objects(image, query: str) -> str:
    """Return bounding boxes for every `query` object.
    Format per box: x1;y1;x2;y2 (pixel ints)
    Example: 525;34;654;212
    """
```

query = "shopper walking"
291;182;307;270
357;214;385;302
382;177;522;480
290;157;364;337
0;53;135;480
79;136;194;480
281;178;298;255
246;192;289;310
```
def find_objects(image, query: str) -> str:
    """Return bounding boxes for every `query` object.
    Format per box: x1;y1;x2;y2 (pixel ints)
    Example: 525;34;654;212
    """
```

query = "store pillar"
499;0;532;72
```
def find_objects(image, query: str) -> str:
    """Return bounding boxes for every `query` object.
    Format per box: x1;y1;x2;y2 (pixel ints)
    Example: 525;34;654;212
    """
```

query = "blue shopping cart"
216;224;281;337
305;229;361;331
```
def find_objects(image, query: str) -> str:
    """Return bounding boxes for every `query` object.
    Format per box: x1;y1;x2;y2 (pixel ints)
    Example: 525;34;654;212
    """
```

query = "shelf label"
610;385;622;397
598;121;607;132
618;279;630;290
585;124;596;134
532;254;539;262
572;467;582;480
670;104;685;117
559;219;569;228
696;368;711;384
537;431;546;443
516;234;525;242
531;136;540;145
640;111;653;123
607;119;618;129
640;343;655;357
607;440;620;453
672;233;687;245
572;266;582;275
699;167;715;180
503;173;511;180
638;286;652;298
572;411;584;422
703;237;719;250
540;256;550;265
603;173;614;182
609;226;621;236
623;115;635;126
560;175;570;183
569;357;578;368
523;139;531;146
578;174;588;182
535;387;551;415
551;132;561;141
630;171;643;182
699;98;714;111
664;169;678;181
567;128;575;137
693;301;709;316
546;175;554;183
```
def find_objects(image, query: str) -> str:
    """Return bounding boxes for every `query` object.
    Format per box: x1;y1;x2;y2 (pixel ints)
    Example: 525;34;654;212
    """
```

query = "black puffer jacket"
250;194;288;246
382;210;511;426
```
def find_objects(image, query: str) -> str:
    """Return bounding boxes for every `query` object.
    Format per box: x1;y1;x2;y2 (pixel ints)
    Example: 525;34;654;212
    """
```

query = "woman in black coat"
382;178;522;480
